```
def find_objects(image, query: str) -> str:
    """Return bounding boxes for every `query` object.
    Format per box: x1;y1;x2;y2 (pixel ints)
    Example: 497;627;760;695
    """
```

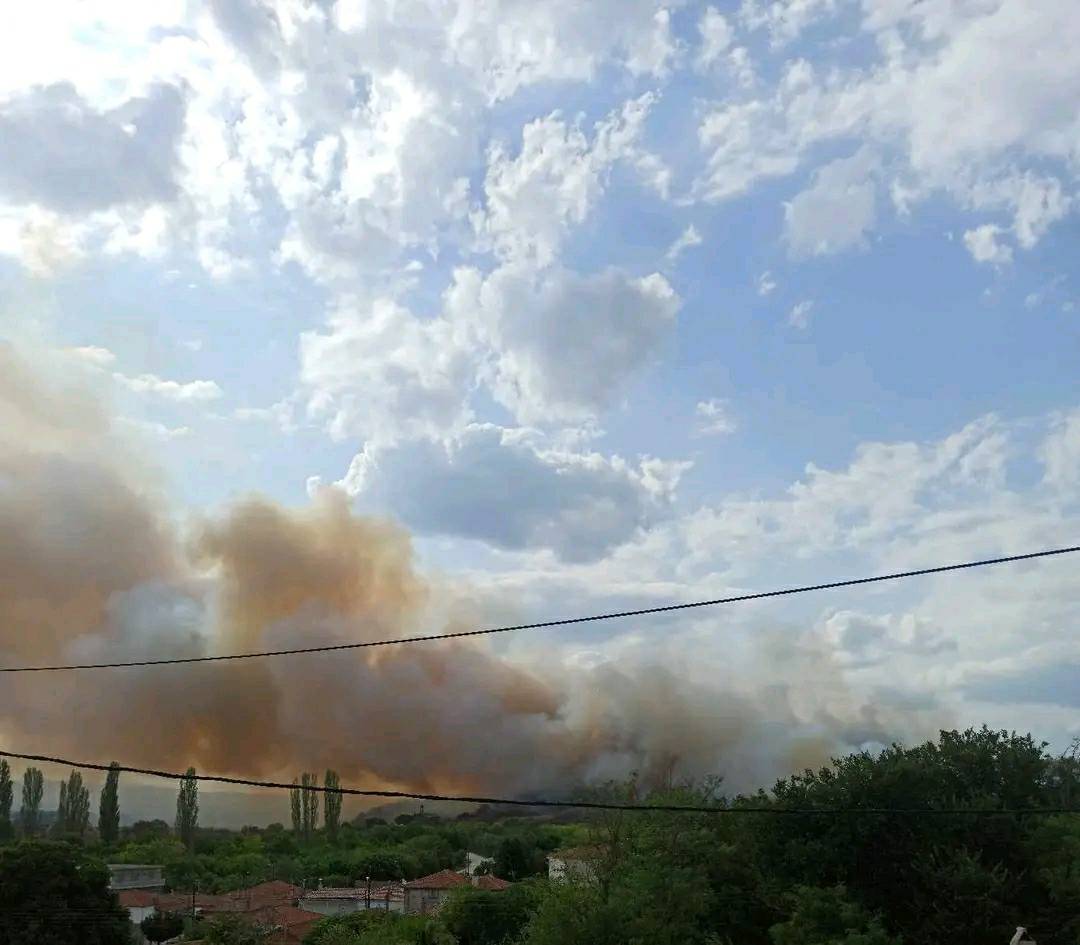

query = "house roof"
229;880;301;905
405;869;471;890
152;892;231;913
250;904;323;929
472;875;512;891
118;890;157;908
302;884;404;902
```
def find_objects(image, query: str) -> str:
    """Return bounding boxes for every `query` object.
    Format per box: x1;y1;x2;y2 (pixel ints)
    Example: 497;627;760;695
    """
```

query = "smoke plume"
0;342;946;806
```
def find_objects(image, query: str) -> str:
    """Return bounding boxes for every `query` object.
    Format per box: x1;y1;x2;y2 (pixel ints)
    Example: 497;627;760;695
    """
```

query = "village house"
547;846;603;882
248;903;323;944
117;878;306;937
299;881;406;916
404;869;471;915
107;864;165;892
458;851;495;877
403;868;514;915
116;889;157;926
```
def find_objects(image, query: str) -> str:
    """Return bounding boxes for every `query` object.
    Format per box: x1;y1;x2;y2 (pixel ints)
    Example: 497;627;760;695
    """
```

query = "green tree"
204;914;268;945
440;884;539;945
518;882;633;945
175;767;199;851
769;886;899;945
325;769;342;842
0;760;12;840
56;779;69;837
99;763;121;845
0;840;131;944
61;771;90;838
140;911;184;944
20;767;44;837
301;771;319;840
290;778;302;836
494;835;537;880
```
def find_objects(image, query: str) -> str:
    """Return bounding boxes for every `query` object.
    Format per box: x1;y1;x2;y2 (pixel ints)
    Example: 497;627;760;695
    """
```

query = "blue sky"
2;0;1080;800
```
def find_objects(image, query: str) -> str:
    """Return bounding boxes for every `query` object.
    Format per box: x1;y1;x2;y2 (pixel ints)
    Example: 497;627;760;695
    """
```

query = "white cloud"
697;2;1080;247
817;610;956;668
0;82;186;212
695;399;737;436
697;7;734;69
116;417;192;440
740;0;840;46
341;423;689;562
300;296;474;443
624;8;680;78
115;372;223;403
665;224;703;262
963;224;1012;265
475;94;662;267
67;346;116;367
1040;408;1080;491
788;299;813;329
785;150;877;257
448;263;680;425
757;271;777;295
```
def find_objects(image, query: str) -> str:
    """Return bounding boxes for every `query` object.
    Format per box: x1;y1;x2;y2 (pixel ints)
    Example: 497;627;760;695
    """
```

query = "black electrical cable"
3;750;1079;816
2;544;1076;672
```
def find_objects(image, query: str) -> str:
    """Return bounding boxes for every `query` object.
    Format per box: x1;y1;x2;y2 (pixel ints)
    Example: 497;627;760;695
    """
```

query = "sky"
2;0;1080;818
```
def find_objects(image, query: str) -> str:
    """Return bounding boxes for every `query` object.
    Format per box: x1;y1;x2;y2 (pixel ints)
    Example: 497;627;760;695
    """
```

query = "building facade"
107;864;165;892
300;883;405;916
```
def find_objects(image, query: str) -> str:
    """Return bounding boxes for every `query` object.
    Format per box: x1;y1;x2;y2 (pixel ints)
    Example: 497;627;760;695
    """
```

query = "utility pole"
366;875;371;911
191;884;196;924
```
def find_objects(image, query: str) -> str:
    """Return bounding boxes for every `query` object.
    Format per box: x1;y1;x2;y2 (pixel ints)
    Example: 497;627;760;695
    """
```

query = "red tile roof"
405;869;471;890
118;890;157;908
229;880;301;906
472;875;512;891
250;904;322;929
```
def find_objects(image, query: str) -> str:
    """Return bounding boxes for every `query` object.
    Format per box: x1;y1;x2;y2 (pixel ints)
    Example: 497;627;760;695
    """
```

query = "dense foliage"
0;841;131;945
140;910;185;943
3;728;1080;945
107;812;577;893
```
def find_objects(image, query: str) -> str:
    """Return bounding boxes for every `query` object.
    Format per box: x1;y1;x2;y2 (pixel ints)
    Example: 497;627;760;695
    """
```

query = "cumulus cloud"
300;296;474;443
788;299;813;329
475;94;662;267
341;424;688;562
0;82;186;212
697;7;734;69
963;224;1013;265
697;1;1080;247
449;263;680;425
115;372;223;403
757;271;777;295
816;610;956;668
665;224;703;262
1040;408;1080;491
695;399;737;436
785;150;877;257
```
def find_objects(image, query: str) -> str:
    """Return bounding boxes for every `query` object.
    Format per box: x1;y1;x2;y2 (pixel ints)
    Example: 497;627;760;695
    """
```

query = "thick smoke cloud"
0;342;946;805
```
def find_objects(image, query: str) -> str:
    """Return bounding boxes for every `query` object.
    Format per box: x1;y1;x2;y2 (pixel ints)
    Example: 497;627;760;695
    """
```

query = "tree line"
0;759;189;848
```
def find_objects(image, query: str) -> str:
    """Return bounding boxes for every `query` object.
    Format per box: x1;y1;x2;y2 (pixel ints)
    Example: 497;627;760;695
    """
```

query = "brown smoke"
0;341;947;805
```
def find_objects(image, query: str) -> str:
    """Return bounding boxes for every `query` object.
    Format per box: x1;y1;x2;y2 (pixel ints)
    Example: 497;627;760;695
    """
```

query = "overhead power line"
2;749;1079;817
1;544;1077;673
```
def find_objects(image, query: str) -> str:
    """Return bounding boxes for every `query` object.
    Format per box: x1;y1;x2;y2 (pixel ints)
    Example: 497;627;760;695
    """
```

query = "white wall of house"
547;856;594;882
125;904;156;925
404;888;450;915
108;865;165;891
299;897;361;917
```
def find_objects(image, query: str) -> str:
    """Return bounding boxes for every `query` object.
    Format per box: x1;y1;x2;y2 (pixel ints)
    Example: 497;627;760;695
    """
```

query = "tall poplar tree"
98;762;121;845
